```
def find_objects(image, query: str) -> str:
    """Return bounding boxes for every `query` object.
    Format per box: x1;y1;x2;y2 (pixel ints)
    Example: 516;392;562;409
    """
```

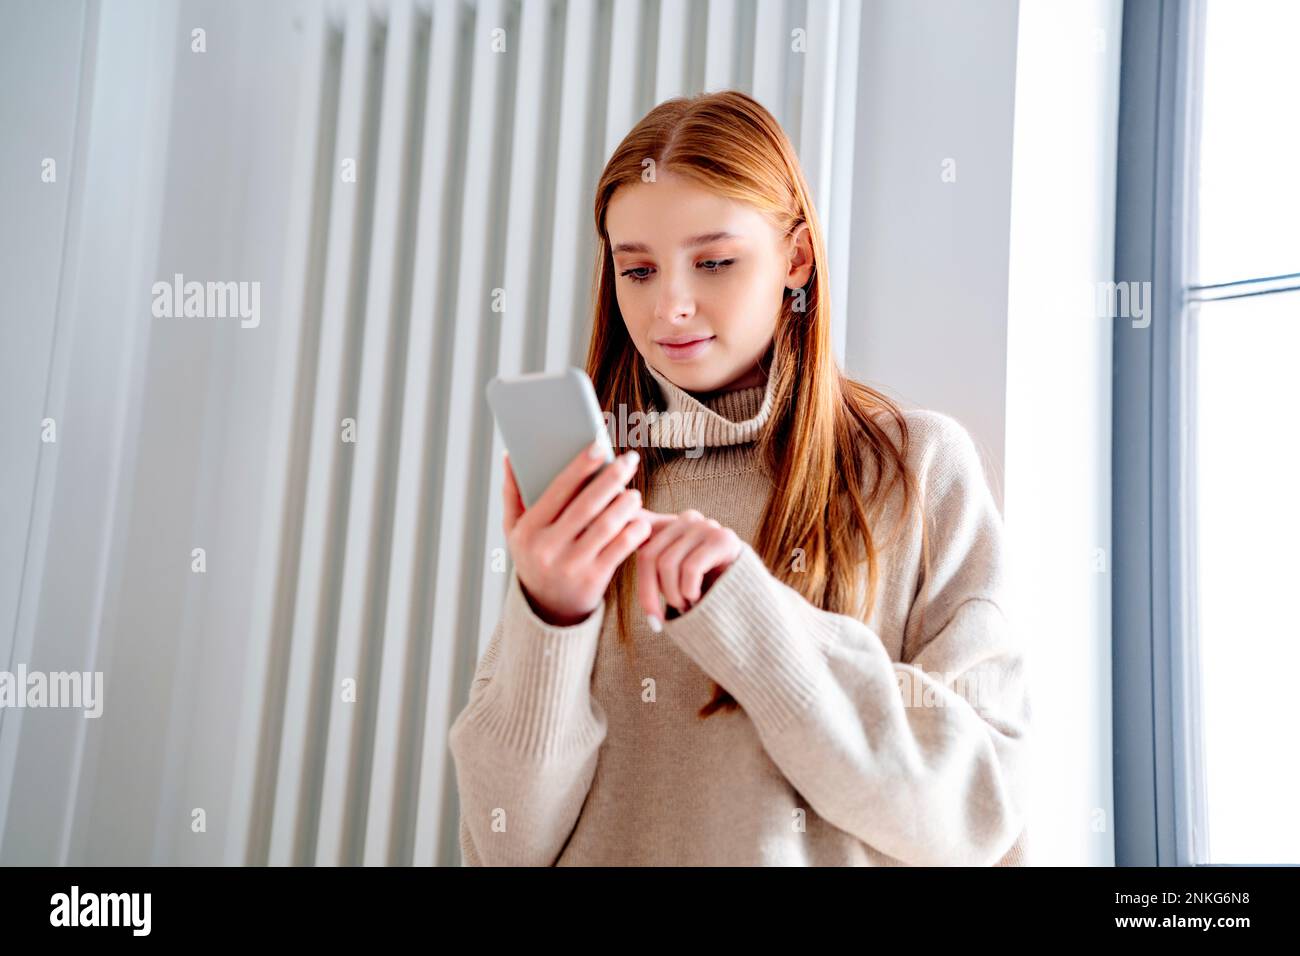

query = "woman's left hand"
636;509;743;630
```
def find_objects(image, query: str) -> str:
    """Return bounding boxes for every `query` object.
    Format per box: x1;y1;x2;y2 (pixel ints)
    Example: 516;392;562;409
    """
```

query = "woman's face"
606;170;813;394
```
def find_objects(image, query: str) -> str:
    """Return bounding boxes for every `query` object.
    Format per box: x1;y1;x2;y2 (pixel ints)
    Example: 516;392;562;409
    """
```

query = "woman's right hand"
502;441;651;627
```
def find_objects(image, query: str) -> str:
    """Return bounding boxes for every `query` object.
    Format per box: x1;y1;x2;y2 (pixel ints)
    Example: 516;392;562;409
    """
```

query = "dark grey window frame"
1112;0;1207;867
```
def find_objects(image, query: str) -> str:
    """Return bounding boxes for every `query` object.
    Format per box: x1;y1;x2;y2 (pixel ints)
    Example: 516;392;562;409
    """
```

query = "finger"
572;486;642;561
594;514;653;579
678;526;731;605
552;449;640;543
502;452;524;533
527;439;616;530
656;522;712;612
636;516;693;621
638;508;677;533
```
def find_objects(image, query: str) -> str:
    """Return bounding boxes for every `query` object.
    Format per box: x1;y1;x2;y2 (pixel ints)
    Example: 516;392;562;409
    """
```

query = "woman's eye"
619;259;733;283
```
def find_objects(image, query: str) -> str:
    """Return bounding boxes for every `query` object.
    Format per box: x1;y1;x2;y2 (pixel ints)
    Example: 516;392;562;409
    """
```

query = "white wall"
1003;0;1120;867
0;0;87;754
845;0;1020;509
0;0;305;865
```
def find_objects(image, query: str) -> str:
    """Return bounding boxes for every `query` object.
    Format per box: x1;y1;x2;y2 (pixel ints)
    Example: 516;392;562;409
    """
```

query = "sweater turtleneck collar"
641;339;779;450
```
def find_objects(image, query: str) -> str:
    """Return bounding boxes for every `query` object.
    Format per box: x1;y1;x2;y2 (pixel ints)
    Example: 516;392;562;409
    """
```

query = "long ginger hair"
584;90;930;718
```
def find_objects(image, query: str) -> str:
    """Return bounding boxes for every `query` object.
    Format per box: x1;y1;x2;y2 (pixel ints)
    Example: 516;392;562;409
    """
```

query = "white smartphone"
486;366;616;509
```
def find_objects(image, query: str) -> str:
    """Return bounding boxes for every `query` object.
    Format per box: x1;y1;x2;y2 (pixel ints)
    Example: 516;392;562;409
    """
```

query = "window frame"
1112;0;1208;867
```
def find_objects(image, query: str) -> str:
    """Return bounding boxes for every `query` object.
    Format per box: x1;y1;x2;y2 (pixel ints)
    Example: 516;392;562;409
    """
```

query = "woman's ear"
785;221;815;289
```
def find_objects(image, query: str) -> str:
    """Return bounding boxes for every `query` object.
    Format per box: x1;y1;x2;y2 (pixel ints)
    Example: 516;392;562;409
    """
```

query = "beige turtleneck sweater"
448;349;1031;866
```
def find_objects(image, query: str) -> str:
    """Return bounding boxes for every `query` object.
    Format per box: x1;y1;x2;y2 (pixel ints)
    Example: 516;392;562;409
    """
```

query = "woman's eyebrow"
612;231;740;255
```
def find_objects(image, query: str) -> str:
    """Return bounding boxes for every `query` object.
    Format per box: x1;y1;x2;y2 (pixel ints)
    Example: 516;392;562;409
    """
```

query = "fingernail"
587;439;606;459
647;614;662;633
624;450;640;468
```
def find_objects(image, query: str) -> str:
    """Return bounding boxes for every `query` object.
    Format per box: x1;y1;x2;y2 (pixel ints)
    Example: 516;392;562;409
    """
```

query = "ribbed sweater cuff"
464;569;606;759
662;541;835;735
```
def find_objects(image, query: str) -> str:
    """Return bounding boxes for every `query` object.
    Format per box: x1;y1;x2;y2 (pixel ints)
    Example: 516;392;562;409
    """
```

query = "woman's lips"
657;335;716;360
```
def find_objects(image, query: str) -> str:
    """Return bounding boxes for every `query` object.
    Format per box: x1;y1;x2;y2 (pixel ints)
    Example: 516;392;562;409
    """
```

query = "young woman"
448;90;1030;866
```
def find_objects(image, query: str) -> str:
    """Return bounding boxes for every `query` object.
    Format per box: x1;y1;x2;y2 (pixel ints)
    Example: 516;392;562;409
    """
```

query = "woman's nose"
654;274;695;322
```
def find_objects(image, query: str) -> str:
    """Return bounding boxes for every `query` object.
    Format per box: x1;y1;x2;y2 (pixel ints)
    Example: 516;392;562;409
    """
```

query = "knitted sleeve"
661;411;1031;866
446;568;608;866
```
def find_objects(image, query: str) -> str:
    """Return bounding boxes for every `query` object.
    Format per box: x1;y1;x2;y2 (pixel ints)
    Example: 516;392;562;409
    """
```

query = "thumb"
502;452;525;532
